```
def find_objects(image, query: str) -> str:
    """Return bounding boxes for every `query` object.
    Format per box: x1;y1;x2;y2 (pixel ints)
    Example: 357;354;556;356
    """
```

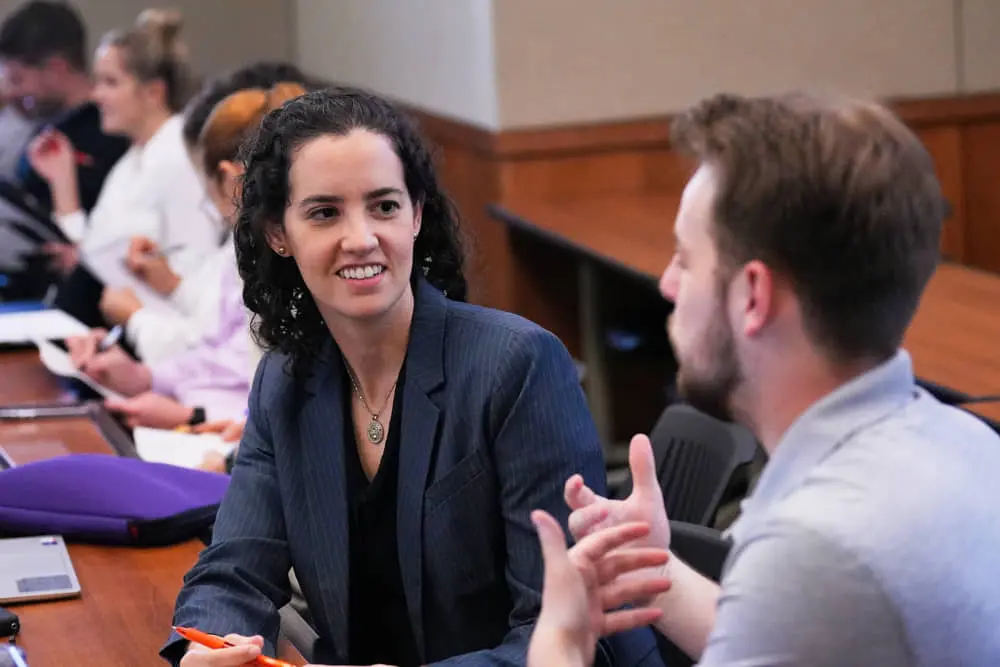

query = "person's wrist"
187;406;206;426
158;272;182;296
136;365;154;393
52;178;80;217
528;626;593;667
650;551;681;608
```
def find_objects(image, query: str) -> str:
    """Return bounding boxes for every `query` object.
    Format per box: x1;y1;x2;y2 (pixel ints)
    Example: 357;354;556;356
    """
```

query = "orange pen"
173;626;296;667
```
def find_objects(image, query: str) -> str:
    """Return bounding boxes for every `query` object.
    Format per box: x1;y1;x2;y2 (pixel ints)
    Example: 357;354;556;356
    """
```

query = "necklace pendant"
367;416;385;445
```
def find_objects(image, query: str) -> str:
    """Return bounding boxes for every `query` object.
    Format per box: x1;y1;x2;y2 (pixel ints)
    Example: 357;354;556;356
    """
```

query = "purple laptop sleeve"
0;454;229;545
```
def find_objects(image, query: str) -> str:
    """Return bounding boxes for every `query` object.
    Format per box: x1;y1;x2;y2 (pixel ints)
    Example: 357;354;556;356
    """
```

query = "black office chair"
656;520;733;667
617;403;759;526
915;378;1000;434
669;520;732;582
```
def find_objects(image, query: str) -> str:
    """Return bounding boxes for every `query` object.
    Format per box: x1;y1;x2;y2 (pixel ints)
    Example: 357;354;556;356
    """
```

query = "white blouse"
57;115;218;278
124;235;232;363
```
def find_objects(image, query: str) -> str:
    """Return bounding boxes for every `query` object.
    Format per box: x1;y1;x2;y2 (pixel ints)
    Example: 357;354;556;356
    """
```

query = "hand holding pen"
66;325;121;371
125;236;182;296
175;626;297;667
26;129;89;189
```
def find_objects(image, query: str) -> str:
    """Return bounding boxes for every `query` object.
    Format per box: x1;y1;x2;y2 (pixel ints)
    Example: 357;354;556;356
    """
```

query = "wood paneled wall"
412;92;1000;312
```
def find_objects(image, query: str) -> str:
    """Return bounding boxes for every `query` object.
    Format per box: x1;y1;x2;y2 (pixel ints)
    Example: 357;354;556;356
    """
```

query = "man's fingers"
594;547;669;585
570;508;649;563
628;434;660;499
572;519;649;562
564;474;599;510
531;510;570;570
601;607;664;637
567;502;611;540
600;574;672;611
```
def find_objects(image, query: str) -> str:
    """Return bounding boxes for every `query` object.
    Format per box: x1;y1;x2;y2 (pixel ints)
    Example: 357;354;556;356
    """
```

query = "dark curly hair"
235;86;467;367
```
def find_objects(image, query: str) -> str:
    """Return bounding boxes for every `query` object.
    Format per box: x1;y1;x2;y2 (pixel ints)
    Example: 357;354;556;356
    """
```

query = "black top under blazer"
164;279;663;667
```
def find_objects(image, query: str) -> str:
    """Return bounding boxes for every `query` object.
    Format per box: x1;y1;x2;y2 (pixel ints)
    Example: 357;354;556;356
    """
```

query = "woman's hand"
105;392;194;429
526;511;671;667
66;330;152;395
99;287;143;325
179;634;263;666
193;419;246;442
27;128;76;186
197;451;229;474
193;420;245;473
42;242;79;275
127;236;181;295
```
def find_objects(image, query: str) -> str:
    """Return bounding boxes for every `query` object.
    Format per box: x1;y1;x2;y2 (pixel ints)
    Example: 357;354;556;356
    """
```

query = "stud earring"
277;247;286;256
413;232;418;239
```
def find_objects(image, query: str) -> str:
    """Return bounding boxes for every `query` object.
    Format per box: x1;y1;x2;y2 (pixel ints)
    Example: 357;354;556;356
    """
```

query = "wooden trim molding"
405;107;496;154
405;90;1000;313
411;91;1000;159
493;117;672;158
891;91;1000;126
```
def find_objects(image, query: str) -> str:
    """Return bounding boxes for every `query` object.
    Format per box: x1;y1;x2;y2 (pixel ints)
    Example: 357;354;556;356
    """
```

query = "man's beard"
676;310;743;423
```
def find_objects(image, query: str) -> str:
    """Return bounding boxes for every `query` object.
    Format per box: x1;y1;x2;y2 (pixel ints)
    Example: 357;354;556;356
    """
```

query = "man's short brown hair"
0;1;87;71
671;92;944;363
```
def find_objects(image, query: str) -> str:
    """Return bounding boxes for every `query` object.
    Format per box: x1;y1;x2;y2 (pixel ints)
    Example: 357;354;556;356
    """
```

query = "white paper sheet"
0;309;88;344
133;426;236;469
78;238;179;316
33;339;126;401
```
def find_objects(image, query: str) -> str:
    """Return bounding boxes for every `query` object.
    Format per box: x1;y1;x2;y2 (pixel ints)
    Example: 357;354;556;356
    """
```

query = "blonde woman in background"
107;63;314;363
27;8;218;337
66;82;309;431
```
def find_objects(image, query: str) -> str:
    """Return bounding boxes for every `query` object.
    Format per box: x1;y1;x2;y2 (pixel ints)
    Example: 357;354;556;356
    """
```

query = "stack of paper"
133;427;237;469
0;309;88;345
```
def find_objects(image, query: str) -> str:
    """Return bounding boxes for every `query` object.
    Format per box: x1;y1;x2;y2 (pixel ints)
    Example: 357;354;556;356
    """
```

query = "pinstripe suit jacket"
164;280;662;667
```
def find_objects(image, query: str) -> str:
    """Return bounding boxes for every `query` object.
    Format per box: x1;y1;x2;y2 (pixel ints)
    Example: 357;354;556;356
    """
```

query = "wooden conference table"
0;349;305;666
490;195;1000;437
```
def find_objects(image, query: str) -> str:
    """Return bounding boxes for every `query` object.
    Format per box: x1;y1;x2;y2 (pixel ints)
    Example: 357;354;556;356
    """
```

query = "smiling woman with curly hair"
163;87;661;667
235;87;466;370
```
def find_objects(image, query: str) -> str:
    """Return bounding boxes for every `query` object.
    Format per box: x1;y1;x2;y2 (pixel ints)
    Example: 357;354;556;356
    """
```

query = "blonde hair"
198;82;306;181
101;8;193;112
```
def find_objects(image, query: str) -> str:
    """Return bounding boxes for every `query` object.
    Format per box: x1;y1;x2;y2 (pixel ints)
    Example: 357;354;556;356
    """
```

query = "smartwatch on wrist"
187;406;206;426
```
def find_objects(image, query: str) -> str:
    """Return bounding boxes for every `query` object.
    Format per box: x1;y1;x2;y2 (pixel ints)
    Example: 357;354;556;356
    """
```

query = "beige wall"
494;0;969;128
294;0;498;129
0;0;293;80
960;0;1000;91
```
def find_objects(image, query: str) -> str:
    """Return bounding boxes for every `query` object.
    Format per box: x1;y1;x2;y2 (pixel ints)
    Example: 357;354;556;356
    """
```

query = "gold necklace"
344;362;398;445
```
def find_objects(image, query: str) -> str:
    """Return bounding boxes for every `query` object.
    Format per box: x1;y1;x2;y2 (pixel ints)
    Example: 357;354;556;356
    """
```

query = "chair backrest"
644;403;758;526
669;520;732;583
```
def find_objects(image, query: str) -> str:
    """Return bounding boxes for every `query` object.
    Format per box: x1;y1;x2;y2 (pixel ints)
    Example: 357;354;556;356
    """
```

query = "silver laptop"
0;535;81;604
